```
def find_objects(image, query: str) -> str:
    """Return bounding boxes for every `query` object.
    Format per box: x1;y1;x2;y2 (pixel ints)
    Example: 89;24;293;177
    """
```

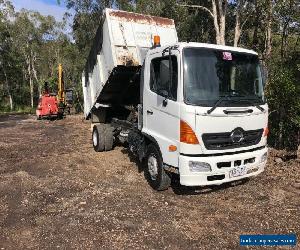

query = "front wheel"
145;144;171;191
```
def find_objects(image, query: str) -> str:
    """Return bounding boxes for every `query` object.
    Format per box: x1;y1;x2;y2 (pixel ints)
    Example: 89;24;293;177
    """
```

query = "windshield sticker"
223;52;232;61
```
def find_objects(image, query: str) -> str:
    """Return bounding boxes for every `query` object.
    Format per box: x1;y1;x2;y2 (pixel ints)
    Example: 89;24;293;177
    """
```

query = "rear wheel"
145;144;171;191
104;125;114;151
92;124;114;152
92;125;105;152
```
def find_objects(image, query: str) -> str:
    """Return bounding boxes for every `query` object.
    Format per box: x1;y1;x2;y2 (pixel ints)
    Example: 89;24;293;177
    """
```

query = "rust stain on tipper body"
109;9;175;27
118;53;139;66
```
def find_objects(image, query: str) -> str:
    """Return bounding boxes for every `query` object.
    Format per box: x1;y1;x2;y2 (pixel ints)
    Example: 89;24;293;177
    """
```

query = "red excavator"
36;64;73;119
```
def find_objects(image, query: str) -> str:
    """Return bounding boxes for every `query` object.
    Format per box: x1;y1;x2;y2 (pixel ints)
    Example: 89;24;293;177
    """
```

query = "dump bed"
82;8;178;118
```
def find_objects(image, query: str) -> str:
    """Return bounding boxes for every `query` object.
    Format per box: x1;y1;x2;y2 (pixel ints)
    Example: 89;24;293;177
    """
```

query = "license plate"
229;166;247;178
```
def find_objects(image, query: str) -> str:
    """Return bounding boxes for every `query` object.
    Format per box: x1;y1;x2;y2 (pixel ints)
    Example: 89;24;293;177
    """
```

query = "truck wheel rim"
148;154;158;180
93;131;98;146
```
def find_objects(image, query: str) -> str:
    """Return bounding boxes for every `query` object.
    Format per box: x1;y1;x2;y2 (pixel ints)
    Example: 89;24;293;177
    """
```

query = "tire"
145;144;171;191
104;125;114;151
92;125;105;152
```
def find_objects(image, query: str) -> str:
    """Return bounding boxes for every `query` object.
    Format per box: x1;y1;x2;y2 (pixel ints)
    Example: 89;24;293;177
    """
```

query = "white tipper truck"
82;8;269;191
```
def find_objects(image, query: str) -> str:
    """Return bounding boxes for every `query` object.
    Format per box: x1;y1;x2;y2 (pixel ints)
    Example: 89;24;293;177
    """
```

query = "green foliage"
0;0;299;149
267;64;300;149
266;45;300;149
0;0;83;112
65;0;114;56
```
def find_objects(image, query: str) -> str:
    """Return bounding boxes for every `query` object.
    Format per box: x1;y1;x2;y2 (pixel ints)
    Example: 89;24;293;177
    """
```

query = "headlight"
189;161;212;172
260;152;268;163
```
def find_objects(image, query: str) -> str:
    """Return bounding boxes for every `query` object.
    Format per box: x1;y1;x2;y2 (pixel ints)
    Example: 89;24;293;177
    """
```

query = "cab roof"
150;42;258;56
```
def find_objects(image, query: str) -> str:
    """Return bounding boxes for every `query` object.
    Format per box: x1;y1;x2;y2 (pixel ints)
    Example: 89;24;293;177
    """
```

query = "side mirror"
158;89;168;107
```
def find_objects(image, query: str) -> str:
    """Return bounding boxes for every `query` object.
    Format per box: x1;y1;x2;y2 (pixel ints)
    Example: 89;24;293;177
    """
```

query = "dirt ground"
0;114;299;249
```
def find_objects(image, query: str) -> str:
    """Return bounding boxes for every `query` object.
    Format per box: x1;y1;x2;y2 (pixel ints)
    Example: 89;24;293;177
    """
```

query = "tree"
232;0;256;47
0;0;16;110
179;1;227;45
11;10;61;107
0;1;80;110
63;0;114;56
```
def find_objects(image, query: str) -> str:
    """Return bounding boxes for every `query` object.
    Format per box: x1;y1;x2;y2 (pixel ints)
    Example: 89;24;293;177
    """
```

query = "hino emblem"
230;128;244;143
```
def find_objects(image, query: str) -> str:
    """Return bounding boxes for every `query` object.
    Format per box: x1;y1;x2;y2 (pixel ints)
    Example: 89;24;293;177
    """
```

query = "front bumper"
179;147;267;186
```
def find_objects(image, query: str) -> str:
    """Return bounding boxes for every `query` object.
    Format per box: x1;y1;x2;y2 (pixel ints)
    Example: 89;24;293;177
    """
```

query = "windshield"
183;48;265;106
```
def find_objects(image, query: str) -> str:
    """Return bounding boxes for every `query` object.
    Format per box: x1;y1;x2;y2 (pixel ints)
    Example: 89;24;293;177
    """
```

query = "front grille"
202;129;263;150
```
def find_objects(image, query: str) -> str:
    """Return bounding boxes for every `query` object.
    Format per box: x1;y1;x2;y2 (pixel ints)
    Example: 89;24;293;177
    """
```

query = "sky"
11;0;72;23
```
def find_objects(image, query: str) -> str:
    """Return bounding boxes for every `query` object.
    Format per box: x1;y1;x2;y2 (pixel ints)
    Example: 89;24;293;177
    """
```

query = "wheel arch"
142;133;162;157
141;131;179;168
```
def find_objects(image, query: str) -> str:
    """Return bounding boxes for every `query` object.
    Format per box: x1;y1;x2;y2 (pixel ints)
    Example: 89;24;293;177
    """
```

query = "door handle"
147;110;153;115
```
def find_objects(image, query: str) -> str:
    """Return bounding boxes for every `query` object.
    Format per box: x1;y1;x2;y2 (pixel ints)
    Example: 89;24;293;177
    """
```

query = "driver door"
142;51;180;167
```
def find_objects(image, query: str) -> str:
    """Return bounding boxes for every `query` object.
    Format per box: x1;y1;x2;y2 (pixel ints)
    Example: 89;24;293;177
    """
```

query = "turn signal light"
180;120;199;144
263;127;269;137
169;145;177;152
153;35;161;47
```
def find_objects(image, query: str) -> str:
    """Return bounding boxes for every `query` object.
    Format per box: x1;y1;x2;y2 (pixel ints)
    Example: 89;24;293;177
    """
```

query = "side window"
150;56;178;100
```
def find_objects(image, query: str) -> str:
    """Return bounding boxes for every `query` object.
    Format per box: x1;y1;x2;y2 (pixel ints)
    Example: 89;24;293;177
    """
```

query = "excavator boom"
58;64;65;105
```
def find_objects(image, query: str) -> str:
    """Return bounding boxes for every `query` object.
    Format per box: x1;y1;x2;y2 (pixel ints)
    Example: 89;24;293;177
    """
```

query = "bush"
266;64;300;150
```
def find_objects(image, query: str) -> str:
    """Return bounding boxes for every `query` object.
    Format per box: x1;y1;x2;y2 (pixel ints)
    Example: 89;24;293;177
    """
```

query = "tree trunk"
29;75;33;108
264;0;273;60
31;53;40;96
217;0;226;45
234;11;241;47
234;0;242;47
252;0;259;50
212;0;221;44
179;1;226;45
219;18;226;45
27;59;34;108
3;68;13;110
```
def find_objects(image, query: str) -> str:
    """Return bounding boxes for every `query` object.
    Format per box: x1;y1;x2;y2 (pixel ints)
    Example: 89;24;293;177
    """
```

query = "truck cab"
140;42;268;188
